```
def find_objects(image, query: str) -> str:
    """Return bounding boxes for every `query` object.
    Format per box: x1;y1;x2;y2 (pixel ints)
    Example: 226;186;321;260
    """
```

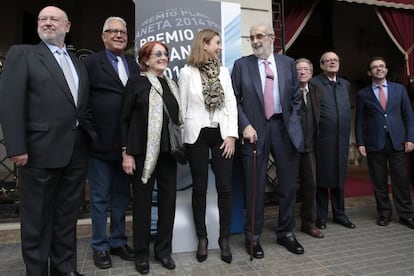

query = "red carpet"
344;176;374;197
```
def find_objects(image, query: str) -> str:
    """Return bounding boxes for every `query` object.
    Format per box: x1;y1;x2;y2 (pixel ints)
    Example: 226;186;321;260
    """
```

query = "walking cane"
250;141;257;261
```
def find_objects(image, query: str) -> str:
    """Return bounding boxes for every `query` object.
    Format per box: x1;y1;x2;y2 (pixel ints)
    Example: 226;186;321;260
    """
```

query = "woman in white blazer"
178;29;238;264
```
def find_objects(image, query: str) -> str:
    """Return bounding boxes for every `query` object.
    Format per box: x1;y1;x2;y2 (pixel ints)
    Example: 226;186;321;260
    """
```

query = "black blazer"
120;75;178;155
0;42;93;168
84;50;139;160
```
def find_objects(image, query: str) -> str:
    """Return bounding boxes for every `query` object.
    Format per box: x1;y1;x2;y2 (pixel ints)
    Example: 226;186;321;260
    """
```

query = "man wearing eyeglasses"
0;6;93;276
83;16;139;269
232;22;304;256
355;57;414;229
310;51;355;231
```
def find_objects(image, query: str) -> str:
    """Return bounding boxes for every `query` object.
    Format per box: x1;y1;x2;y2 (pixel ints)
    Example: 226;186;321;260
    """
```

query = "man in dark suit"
0;6;92;276
296;58;324;239
311;51;355;230
83;16;139;269
355;56;414;229
232;22;304;256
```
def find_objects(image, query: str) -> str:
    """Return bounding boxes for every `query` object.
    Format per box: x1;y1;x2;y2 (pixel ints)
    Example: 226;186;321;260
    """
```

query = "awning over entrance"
337;0;414;10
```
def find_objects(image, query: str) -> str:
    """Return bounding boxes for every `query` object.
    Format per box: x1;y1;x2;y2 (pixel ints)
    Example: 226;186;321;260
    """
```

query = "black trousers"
366;135;414;219
132;152;177;262
299;151;317;229
19;130;88;276
186;127;233;239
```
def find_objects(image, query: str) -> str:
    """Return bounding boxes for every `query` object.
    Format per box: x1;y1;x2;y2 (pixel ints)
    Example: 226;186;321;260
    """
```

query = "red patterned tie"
263;60;274;119
378;85;387;110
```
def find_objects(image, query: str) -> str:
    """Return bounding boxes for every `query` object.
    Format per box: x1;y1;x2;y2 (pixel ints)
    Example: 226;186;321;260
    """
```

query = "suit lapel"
366;86;385;111
98;51;124;90
36;42;76;106
247;56;264;107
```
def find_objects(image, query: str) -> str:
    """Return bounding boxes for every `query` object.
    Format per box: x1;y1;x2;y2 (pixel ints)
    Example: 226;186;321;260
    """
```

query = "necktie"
378;85;387;110
57;49;78;105
302;88;308;106
263;60;274;119
117;56;128;86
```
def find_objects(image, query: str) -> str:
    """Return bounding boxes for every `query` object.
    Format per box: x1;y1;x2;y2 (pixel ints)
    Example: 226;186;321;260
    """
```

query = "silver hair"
102;16;127;32
296;58;313;73
250;22;275;35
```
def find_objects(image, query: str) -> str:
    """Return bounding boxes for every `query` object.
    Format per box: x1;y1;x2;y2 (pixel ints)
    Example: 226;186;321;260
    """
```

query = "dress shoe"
196;238;208;262
50;270;84;276
155;255;176;270
93;250;112;269
315;220;327;229
277;233;304;254
333;219;356;229
110;244;135;261
135;260;149;274
399;217;414;229
245;239;264;259
376;217;390;226
218;237;232;264
301;226;324;238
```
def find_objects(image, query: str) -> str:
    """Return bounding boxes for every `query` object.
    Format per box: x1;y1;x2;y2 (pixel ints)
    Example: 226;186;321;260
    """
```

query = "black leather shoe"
135;260;149;274
218;237;232;264
377;217;390;226
245;239;264;259
64;273;84;276
155;255;176;270
110;244;135;261
277;233;304;254
50;268;84;276
196;238;208;262
315;220;326;229
399;217;414;229
334;219;356;229
93;250;112;269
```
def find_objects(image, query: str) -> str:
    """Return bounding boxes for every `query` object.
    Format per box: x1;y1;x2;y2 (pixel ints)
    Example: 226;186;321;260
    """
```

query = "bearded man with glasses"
232;22;305;256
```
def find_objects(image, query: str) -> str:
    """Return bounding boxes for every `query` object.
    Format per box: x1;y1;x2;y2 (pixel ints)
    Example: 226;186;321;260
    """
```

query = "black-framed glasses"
248;33;272;42
104;29;127;36
370;64;386;70
323;58;339;63
151;51;169;58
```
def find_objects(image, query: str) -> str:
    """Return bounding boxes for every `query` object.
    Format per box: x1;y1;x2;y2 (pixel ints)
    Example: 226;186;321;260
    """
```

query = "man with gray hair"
0;6;92;276
296;58;324;238
311;51;355;230
83;16;139;269
232;22;304;256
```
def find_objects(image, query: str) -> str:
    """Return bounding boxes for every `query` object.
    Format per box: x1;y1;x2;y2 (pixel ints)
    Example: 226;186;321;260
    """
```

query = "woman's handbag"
167;119;187;164
161;100;187;164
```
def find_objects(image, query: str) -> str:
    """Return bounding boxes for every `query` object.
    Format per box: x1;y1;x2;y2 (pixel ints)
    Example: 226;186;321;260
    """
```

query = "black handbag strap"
155;90;172;122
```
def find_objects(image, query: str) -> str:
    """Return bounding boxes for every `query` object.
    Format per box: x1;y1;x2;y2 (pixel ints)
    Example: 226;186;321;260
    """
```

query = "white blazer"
178;65;238;144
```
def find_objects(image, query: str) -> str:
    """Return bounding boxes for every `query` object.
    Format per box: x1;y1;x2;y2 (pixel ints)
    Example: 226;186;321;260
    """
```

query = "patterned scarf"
141;72;182;184
199;59;225;111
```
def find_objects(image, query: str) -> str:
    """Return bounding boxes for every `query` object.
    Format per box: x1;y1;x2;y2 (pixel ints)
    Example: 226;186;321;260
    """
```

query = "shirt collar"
372;80;388;90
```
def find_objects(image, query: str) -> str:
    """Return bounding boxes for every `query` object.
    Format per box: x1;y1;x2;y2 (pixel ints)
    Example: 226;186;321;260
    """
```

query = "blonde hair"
187;29;220;67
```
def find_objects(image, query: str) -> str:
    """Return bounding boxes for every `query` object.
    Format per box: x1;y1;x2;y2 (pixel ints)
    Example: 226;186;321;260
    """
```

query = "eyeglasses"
370;64;386;70
322;58;339;63
248;33;272;42
104;29;127;36
297;67;311;72
38;16;65;24
151;51;169;58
